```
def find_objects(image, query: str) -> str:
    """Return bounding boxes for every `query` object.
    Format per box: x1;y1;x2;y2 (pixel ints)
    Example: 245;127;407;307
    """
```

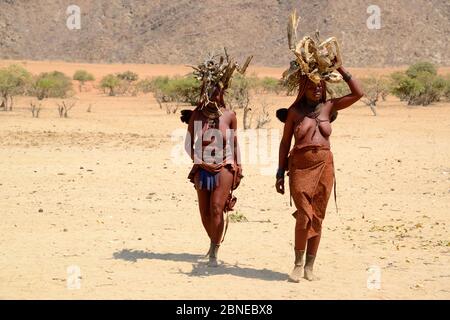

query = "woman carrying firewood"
182;51;252;267
276;11;364;282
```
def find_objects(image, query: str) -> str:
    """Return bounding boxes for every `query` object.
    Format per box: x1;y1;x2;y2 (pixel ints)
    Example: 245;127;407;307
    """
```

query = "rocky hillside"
0;0;448;67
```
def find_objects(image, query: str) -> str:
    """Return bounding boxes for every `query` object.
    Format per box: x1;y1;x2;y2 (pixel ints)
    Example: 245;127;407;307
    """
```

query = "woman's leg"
207;167;233;266
210;167;234;245
295;222;308;251
196;188;212;239
306;234;321;256
304;155;334;280
289;173;315;282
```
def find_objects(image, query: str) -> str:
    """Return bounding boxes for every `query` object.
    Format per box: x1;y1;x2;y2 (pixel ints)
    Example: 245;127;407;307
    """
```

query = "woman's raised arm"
331;66;364;112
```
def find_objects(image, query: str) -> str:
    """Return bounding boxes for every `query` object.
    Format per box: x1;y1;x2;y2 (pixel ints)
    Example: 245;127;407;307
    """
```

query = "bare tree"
243;105;252;130
255;101;271;129
361;77;390;116
154;90;169;109
29;102;42;118
57;101;76;118
165;103;179;114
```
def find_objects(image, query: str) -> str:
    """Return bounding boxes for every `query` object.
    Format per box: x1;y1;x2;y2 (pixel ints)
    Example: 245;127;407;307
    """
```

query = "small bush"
258;77;284;94
405;61;437;79
73;70;95;91
165;76;200;105
100;72;141;96
327;81;351;99
135;78;154;94
0;64;32;110
225;73;250;110
445;76;450;100
150;76;170;91
229;211;248;223
100;74;121;96
32;71;73;100
117;71;139;82
148;76;199;107
391;62;446;106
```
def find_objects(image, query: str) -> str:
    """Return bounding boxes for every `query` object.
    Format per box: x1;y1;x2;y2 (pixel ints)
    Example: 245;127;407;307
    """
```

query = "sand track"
0;61;449;299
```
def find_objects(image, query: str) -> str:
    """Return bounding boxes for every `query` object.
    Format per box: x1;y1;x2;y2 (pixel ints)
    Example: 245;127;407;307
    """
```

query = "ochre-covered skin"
277;65;364;280
186;87;241;265
186;104;240;246
184;51;248;267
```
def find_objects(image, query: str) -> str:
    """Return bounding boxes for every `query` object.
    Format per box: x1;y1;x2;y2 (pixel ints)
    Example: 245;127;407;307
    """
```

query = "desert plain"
0;60;449;299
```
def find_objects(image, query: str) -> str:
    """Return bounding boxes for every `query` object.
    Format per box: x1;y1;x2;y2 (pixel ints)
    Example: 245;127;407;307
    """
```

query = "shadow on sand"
113;249;288;282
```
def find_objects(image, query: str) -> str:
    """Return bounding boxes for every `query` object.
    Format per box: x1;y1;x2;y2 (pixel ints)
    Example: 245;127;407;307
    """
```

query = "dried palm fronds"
283;9;343;92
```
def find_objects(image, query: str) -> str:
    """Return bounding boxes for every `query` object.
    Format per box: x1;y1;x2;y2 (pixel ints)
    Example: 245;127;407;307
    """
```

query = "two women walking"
182;11;364;280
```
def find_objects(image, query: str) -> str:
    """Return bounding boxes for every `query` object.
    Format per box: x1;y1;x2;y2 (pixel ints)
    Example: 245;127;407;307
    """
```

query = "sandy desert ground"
0;61;449;299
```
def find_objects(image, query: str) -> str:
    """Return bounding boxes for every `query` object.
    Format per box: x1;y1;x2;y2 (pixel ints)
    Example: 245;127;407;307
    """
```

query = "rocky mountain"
0;0;448;67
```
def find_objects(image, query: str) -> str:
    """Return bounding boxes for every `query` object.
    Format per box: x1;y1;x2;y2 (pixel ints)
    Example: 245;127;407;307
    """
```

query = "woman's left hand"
275;178;285;194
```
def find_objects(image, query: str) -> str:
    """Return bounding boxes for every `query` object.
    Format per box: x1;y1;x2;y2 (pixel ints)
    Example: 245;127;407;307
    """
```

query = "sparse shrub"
165;76;199;105
445;76;450;101
225;74;250;109
135;78;153;94
391;62;446;106
100;74;121;96
229;211;248;223
405;61;437;79
258;77;284;95
116;71;139;82
149;76;170;91
148;76;199;109
0;64;32;111
116;71;139;95
327;81;351;99
73;70;95;92
144;76;171;107
32;71;73;100
224;74;252;129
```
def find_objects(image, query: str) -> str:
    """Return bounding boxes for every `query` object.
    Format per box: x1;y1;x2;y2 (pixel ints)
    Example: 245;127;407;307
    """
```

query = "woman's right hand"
275;178;285;194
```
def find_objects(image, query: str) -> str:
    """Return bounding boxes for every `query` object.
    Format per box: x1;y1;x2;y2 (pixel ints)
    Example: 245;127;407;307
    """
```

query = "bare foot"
288;249;305;283
205;242;213;258
304;254;319;281
288;265;304;283
208;243;220;267
304;267;319;281
208;257;219;267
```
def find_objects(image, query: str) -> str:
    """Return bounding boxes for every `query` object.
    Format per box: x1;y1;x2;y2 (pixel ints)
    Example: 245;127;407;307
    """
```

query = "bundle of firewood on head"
283;9;343;90
180;49;253;124
277;9;343;123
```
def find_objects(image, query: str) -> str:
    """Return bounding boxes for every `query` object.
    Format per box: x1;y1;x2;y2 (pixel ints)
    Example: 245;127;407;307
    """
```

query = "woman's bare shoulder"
222;108;237;119
287;105;302;123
